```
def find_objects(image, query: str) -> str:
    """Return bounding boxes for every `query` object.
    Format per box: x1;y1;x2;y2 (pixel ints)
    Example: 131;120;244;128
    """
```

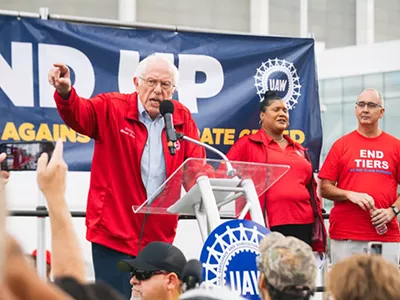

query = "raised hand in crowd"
0;152;70;300
36;139;86;283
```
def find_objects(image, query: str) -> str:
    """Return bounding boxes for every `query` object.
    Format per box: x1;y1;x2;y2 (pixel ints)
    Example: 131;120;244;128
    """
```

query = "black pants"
270;223;313;247
92;243;134;299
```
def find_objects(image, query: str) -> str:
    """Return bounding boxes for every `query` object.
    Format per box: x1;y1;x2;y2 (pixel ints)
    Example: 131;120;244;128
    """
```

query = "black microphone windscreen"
160;100;174;116
182;259;203;284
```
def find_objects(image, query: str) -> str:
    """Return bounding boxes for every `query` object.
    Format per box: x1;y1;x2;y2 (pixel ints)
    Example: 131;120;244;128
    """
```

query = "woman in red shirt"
227;91;326;251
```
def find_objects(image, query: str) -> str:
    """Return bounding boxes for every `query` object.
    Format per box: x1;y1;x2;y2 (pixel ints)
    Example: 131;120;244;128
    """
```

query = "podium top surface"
132;158;290;217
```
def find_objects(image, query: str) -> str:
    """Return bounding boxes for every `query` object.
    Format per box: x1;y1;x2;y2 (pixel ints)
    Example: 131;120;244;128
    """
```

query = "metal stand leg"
240;179;265;226
196;175;221;235
193;203;208;242
36;192;47;281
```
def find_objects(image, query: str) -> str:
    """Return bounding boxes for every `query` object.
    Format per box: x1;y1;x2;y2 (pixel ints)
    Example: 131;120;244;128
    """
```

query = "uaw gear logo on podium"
200;220;270;299
132;128;290;300
254;58;302;110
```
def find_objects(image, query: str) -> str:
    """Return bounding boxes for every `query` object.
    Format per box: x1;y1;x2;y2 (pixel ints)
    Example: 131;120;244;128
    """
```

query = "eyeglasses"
130;270;169;281
140;77;175;91
356;101;382;109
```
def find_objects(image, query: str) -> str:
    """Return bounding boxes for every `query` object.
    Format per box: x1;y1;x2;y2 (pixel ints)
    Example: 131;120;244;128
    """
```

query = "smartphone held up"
0;141;55;171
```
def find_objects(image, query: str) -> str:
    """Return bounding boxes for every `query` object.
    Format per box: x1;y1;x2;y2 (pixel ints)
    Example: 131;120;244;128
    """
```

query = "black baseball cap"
118;242;187;278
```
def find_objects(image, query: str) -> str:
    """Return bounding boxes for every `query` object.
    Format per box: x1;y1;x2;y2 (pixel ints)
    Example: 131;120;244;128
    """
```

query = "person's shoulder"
101;92;131;102
236;132;257;145
340;130;357;142
330;131;356;148
381;132;400;154
381;131;400;143
95;92;135;113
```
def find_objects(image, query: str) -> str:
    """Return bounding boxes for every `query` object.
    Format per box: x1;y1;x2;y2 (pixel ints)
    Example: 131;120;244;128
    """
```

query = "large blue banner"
0;16;322;171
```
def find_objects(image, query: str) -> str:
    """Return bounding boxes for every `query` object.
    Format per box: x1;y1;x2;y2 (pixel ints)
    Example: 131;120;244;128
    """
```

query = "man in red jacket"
48;54;205;298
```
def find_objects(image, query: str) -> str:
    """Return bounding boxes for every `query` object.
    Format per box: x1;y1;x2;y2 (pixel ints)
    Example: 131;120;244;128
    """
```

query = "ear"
259;272;266;290
133;77;139;89
380;107;385;119
166;273;180;290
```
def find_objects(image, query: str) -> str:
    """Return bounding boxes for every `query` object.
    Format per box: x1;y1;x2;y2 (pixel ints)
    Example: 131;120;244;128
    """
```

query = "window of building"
375;0;400;42
308;0;356;48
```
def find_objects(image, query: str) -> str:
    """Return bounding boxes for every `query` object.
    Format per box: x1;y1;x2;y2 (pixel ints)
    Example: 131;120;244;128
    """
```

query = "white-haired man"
319;88;400;265
48;54;205;298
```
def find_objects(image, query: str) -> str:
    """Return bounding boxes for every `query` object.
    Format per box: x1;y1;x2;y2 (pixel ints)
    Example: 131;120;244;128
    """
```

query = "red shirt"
319;130;400;242
226;129;314;227
54;88;205;256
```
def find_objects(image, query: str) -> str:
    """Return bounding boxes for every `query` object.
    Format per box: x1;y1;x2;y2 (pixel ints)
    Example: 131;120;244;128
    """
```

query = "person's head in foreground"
118;241;187;300
179;284;245;300
327;254;400;300
257;232;317;300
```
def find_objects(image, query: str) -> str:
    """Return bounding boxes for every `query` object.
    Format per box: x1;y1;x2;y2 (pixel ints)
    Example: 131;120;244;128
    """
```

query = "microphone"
160;100;178;156
181;259;203;292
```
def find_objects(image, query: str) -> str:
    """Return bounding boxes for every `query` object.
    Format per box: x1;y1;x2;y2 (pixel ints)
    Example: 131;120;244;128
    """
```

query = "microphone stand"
175;132;236;177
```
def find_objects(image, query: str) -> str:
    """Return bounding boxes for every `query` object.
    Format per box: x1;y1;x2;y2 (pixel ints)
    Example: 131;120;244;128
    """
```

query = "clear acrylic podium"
132;158;290;241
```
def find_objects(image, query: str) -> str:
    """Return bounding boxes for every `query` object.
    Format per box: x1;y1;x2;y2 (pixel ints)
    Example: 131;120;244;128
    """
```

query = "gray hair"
360;88;385;108
134;53;180;88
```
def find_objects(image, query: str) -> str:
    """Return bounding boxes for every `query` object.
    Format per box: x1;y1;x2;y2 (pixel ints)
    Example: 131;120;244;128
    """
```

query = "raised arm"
49;63;107;140
36;139;86;282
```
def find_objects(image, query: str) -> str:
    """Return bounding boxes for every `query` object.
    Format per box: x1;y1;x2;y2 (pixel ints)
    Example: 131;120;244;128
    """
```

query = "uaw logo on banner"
254;58;301;110
200;220;270;299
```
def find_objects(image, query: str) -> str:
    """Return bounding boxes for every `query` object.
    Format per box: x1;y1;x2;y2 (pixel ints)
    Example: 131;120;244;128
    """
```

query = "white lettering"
2;43;225;114
366;160;373;168
354;159;362;168
230;271;241;294
242;271;255;295
354;159;390;170
118;50;140;93
229;270;259;296
367;150;375;158
0;42;34;107
373;160;381;168
39;44;95;108
269;79;287;92
360;149;367;158
178;54;224;113
360;149;385;159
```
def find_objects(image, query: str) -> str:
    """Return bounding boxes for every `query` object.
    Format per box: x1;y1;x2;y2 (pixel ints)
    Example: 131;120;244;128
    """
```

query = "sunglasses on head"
130;270;169;281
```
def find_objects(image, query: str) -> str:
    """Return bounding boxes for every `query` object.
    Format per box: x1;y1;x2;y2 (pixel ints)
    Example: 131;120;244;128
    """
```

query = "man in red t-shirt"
319;88;400;265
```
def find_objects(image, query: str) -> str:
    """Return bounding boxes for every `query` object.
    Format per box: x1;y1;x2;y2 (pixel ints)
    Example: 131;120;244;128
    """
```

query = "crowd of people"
0;53;399;300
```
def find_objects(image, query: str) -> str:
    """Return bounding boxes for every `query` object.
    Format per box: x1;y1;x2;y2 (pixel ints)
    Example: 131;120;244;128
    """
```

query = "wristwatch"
390;205;400;216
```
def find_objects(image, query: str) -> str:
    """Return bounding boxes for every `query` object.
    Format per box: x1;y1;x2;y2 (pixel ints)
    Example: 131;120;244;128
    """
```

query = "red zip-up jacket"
226;129;327;253
54;88;205;256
